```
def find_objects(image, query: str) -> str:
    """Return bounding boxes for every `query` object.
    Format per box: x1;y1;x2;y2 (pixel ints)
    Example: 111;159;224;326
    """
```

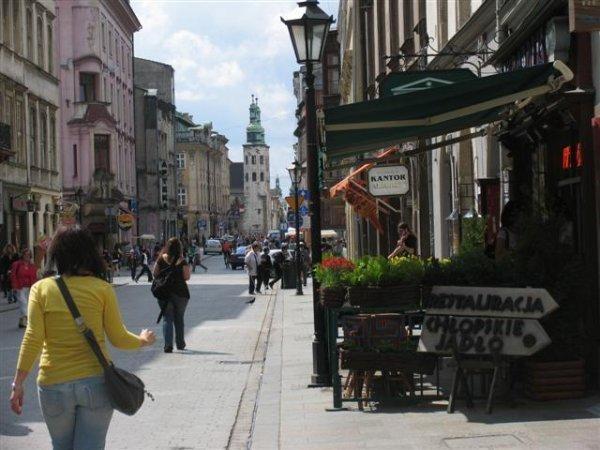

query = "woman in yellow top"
10;228;156;450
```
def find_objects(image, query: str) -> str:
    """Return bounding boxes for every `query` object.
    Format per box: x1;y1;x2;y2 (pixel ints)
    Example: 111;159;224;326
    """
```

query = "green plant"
345;255;424;287
459;216;486;253
314;256;355;288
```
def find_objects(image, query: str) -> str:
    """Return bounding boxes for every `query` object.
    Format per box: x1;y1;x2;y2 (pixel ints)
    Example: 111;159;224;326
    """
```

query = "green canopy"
323;61;573;160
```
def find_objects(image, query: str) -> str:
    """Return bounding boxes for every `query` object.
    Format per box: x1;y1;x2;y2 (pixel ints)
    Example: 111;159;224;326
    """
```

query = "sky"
131;0;339;196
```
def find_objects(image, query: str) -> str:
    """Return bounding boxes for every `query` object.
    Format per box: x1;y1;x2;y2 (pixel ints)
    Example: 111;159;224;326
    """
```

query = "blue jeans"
38;376;113;450
159;295;189;349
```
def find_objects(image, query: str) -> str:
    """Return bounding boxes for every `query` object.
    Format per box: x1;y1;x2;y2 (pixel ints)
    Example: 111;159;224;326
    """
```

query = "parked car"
229;246;247;270
205;239;223;255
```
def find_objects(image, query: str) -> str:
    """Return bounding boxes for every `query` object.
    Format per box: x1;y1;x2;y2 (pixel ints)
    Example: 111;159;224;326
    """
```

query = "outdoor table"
325;305;441;410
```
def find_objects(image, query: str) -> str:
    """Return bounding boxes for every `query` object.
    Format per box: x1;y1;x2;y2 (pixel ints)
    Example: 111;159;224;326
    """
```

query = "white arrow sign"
424;286;559;320
418;315;551;356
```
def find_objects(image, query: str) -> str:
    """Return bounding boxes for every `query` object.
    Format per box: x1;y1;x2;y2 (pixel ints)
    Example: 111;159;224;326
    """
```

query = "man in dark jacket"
257;247;272;292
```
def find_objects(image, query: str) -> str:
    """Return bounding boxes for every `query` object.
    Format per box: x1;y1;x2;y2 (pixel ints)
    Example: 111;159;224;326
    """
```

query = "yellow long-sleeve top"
17;276;142;386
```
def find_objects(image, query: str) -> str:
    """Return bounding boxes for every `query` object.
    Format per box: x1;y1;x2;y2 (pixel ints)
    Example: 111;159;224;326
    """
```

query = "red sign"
562;143;584;170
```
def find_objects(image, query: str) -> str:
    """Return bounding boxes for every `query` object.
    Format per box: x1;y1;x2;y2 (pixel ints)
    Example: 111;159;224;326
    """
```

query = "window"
116;38;119;66
15;98;25;163
94;134;110;172
103;78;107;102
13;0;20;52
245;155;248;164
259;155;264;164
49;114;56;170
108;28;112;56
177;153;186;169
79;73;97;102
29;106;37;166
40;111;47;168
327;67;339;95
47;25;53;74
37;17;44;68
101;21;106;51
73;144;78;177
245;173;248;182
26;9;33;58
260;172;264;182
252;172;256;181
177;187;187;206
2;0;10;46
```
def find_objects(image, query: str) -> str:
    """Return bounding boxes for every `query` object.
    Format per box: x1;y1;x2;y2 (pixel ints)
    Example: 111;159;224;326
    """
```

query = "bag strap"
54;276;110;369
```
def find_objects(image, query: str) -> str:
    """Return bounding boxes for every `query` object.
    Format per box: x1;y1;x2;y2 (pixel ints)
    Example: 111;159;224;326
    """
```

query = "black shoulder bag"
54;276;153;416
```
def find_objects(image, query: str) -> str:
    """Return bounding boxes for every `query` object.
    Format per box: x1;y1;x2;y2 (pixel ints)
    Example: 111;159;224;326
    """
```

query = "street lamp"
74;188;84;225
288;160;304;296
282;0;334;387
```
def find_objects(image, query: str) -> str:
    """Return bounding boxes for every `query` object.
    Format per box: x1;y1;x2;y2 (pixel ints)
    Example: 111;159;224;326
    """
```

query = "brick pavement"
0;257;276;450
251;284;600;450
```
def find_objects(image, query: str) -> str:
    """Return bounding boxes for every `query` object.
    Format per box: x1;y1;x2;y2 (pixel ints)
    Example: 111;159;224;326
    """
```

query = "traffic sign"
297;189;310;200
287;212;303;228
285;195;305;211
298;205;309;216
197;219;207;229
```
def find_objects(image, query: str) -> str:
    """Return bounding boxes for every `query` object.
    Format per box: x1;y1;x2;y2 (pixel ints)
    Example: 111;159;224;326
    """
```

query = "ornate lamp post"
74;188;84;225
288;161;304;296
282;0;334;386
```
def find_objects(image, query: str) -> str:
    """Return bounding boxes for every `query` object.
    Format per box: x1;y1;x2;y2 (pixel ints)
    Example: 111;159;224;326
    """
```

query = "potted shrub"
345;256;424;309
314;256;354;308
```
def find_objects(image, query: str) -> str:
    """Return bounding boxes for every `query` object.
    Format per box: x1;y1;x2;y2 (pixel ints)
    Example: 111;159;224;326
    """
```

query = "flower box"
347;284;421;309
320;286;347;309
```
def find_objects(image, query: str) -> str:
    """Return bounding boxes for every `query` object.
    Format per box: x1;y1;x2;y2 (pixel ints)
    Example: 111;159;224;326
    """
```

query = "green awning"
323;61;573;160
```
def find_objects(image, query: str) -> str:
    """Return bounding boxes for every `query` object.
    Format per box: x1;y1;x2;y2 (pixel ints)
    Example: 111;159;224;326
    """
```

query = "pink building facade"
56;0;140;248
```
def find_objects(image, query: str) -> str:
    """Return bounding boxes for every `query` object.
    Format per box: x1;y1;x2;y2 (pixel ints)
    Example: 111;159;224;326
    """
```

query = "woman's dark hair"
48;227;106;277
164;237;183;262
398;222;410;231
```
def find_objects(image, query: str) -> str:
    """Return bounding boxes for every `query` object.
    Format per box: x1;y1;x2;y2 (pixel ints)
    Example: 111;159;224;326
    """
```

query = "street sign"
418;285;557;357
298;205;309;216
423;286;559;320
287;212;303;228
418;315;551;356
285;195;305;211
368;165;409;196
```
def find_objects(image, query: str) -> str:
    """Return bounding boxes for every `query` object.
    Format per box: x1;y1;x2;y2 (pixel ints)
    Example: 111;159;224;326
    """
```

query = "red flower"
321;257;354;272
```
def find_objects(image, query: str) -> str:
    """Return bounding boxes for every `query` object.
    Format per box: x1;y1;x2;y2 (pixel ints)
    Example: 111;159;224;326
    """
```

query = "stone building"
228;161;244;234
56;0;141;249
0;0;61;251
270;176;285;233
242;96;271;235
133;57;177;241
175;113;230;240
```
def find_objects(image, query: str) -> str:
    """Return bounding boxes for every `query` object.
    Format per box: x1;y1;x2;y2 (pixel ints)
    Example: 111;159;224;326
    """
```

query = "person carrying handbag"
10;228;156;450
152;238;191;353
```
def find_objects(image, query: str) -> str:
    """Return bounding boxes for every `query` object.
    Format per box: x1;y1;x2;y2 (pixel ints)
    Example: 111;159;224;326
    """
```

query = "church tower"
242;95;271;235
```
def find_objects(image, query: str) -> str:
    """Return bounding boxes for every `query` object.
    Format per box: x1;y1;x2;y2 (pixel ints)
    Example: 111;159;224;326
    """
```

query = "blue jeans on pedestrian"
159;295;189;349
38;376;113;450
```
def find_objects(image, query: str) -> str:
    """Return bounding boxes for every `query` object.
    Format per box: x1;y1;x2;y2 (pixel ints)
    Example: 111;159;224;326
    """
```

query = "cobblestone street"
0;256;275;450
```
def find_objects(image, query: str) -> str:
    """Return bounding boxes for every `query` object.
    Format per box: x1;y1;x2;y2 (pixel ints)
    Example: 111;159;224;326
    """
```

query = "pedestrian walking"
194;243;208;272
9;227;156;450
257;247;272;292
298;242;311;287
0;244;19;303
128;249;138;280
244;243;260;294
10;248;38;328
153;238;191;353
134;250;153;282
269;244;288;289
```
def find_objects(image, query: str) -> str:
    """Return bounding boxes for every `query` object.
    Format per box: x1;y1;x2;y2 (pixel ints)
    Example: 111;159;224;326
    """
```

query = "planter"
320;286;347;309
523;359;585;401
340;349;436;374
347;284;421;309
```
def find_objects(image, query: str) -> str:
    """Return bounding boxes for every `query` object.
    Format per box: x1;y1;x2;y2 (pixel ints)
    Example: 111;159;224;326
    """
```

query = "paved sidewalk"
252;283;600;449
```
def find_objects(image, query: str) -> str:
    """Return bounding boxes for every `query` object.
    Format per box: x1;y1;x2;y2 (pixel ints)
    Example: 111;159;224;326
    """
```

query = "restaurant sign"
418;286;557;356
367;165;409;196
117;212;134;231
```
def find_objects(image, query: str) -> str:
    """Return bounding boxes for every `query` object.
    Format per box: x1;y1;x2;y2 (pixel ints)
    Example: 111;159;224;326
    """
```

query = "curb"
0;305;19;314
